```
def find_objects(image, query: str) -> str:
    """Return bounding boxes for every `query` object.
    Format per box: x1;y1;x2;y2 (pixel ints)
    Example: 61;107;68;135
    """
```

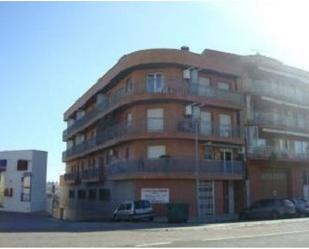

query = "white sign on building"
141;188;170;204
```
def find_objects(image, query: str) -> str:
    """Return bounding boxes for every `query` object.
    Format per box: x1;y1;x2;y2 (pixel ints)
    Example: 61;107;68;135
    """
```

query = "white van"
113;200;154;221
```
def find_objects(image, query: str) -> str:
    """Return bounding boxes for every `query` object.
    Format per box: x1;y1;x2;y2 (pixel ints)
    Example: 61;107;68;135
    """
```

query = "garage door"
260;169;288;199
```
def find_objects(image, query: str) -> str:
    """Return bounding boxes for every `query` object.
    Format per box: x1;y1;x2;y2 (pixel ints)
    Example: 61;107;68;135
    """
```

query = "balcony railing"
250;112;309;132
63;118;243;161
63;172;79;183
247;146;309;161
246;79;309;106
63;80;244;140
108;158;244;178
81;167;104;182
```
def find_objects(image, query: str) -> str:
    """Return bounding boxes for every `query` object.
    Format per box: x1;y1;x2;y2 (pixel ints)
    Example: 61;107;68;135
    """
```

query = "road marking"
135;241;172;247
202;229;309;241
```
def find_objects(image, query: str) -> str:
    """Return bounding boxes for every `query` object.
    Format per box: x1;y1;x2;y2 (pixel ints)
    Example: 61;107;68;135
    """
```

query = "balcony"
246;79;309;106
108;157;244;180
249;112;309;133
63;138;96;161
63;172;79;184
63;80;244;141
63;118;243;162
81;167;105;183
247;146;309;162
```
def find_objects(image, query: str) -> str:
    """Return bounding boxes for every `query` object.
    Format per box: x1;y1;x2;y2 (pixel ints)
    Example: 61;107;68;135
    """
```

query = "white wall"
0;150;47;213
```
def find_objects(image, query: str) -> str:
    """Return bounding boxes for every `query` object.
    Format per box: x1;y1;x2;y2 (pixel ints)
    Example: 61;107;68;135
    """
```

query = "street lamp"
191;103;202;218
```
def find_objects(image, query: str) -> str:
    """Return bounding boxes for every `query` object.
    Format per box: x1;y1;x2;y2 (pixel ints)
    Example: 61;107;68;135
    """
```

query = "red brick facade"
60;47;309;221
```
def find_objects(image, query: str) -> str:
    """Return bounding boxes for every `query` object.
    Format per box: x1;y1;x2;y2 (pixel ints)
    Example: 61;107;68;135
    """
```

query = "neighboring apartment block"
242;55;309;203
61;47;309;220
0;150;47;213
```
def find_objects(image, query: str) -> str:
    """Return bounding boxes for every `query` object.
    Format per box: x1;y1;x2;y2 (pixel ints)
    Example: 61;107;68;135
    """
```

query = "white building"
0;150;47;213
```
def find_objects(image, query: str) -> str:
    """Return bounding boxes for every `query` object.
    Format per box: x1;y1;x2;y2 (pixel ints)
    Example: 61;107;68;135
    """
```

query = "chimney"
181;46;190;51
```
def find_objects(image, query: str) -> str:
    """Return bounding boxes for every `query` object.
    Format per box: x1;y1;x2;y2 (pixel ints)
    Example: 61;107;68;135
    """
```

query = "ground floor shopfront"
247;159;309;203
59;178;245;221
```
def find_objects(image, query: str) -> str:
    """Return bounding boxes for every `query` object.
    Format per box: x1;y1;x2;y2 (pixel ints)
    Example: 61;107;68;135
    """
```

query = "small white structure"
0;150;47;213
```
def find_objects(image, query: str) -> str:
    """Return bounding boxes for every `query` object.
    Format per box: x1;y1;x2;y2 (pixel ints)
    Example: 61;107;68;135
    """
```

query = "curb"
150;217;309;232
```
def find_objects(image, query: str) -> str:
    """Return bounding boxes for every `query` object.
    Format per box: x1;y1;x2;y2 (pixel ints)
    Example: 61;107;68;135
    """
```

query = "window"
199;77;210;86
99;189;111;201
69;190;75;199
0;160;7;171
147;108;164;131
295;141;308;155
4;188;13;197
195;77;211;96
88;189;97;200
217;82;230;91
127;113;132;127
118;204;126;211
21;175;31;202
0;160;7;167
78;190;86;199
303;170;309;185
125;147;130;160
125;78;133;93
147;73;164;93
297;112;306;129
200;111;212;135
17;160;28;171
219;114;232;137
125;203;132;210
134;200;150;209
147;145;166;159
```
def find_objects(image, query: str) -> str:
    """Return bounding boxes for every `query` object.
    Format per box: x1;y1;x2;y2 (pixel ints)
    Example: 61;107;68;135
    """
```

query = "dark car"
239;199;296;220
290;198;309;217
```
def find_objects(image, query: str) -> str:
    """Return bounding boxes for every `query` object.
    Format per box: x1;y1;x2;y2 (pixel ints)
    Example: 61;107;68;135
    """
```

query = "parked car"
289;198;309;217
113;200;154;221
239;199;296;220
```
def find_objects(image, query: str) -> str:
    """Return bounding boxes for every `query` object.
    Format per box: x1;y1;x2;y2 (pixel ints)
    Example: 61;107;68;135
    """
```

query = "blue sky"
0;1;308;181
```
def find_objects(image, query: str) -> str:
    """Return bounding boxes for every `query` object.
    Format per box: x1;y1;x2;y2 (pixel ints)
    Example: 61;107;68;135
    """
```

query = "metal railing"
63;80;244;140
250;112;309;131
246;79;309;106
63;172;79;182
108;157;244;177
247;145;309;160
63;118;243;161
81;167;104;180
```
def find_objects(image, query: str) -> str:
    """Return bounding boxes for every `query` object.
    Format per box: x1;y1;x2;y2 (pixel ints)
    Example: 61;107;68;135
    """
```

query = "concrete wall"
30;151;47;212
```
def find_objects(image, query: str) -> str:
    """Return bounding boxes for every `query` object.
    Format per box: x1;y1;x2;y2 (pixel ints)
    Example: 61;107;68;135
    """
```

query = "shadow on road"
0;211;227;233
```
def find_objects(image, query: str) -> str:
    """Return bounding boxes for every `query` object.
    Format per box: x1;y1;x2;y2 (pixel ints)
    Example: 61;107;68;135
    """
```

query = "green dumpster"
167;203;189;223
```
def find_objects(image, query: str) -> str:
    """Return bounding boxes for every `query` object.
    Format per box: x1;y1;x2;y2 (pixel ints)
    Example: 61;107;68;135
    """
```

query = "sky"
1;1;309;182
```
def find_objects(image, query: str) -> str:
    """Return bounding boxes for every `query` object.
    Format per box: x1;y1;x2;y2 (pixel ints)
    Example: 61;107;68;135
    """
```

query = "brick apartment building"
60;47;309;220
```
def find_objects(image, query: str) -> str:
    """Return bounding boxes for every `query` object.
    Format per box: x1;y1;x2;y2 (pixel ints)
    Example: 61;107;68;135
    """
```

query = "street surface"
1;212;309;247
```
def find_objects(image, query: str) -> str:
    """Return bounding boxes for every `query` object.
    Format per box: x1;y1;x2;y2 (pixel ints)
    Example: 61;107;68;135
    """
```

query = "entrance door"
199;180;215;216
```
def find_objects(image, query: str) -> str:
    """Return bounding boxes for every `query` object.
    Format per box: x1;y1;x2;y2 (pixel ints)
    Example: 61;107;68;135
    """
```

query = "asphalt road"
1;212;309;247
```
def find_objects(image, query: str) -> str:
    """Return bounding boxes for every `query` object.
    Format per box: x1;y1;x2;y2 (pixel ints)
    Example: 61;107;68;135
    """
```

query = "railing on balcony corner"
108;158;244;177
63;80;244;139
62;118;243;161
247;146;309;161
250;112;309;132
